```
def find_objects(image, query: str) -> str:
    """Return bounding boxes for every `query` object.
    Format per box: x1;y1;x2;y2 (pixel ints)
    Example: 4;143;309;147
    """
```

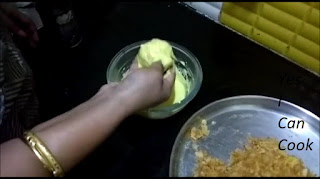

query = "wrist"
113;85;141;114
89;84;138;117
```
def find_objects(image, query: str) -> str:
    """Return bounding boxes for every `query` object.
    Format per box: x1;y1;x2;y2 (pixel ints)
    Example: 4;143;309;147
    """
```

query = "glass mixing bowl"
107;40;203;119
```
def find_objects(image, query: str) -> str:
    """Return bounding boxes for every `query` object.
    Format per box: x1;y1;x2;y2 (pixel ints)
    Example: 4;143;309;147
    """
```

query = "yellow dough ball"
137;38;175;71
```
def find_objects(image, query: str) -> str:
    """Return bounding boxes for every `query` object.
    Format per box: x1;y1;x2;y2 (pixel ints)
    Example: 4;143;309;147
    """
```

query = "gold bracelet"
22;131;65;177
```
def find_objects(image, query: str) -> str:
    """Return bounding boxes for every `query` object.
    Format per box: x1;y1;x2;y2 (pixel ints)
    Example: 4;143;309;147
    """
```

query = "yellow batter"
137;38;188;107
157;67;187;107
137;38;175;71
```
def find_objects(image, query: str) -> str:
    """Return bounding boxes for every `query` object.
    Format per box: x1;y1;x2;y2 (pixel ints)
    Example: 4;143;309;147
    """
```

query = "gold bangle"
22;131;65;177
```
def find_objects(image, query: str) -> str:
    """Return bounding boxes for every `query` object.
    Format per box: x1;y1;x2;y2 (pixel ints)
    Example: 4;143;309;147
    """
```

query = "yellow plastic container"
220;2;320;75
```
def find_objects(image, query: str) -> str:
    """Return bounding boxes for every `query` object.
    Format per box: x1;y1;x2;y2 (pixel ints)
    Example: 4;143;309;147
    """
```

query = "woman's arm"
0;62;175;177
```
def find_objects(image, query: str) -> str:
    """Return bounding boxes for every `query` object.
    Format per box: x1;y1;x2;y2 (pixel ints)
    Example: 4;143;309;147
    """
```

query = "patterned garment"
0;26;40;144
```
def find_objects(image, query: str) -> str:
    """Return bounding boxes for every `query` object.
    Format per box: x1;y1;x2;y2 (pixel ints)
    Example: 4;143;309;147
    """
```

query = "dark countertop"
23;2;319;177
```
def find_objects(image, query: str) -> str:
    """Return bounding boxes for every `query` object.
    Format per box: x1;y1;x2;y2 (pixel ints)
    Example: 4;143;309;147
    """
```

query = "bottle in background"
37;0;82;48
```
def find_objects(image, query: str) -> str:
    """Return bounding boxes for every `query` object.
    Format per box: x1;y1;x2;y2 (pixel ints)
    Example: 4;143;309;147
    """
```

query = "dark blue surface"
22;2;319;177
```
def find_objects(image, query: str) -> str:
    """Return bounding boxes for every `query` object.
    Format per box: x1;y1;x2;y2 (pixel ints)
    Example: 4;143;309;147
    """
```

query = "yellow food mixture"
137;38;175;71
190;119;210;140
137;38;189;107
189;119;315;177
157;69;187;107
193;138;315;177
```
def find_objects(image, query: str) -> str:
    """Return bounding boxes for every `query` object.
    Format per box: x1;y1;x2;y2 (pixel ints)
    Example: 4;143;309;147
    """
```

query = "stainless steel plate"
170;95;320;176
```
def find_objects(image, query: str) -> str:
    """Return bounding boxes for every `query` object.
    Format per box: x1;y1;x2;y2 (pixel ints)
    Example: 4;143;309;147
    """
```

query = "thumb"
162;67;175;96
129;58;139;71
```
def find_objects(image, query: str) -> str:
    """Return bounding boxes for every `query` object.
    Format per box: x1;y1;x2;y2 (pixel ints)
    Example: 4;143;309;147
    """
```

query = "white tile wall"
183;2;222;23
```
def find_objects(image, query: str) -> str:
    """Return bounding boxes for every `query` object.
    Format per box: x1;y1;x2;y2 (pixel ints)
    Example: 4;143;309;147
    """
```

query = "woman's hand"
0;3;39;47
95;60;175;114
119;60;175;111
